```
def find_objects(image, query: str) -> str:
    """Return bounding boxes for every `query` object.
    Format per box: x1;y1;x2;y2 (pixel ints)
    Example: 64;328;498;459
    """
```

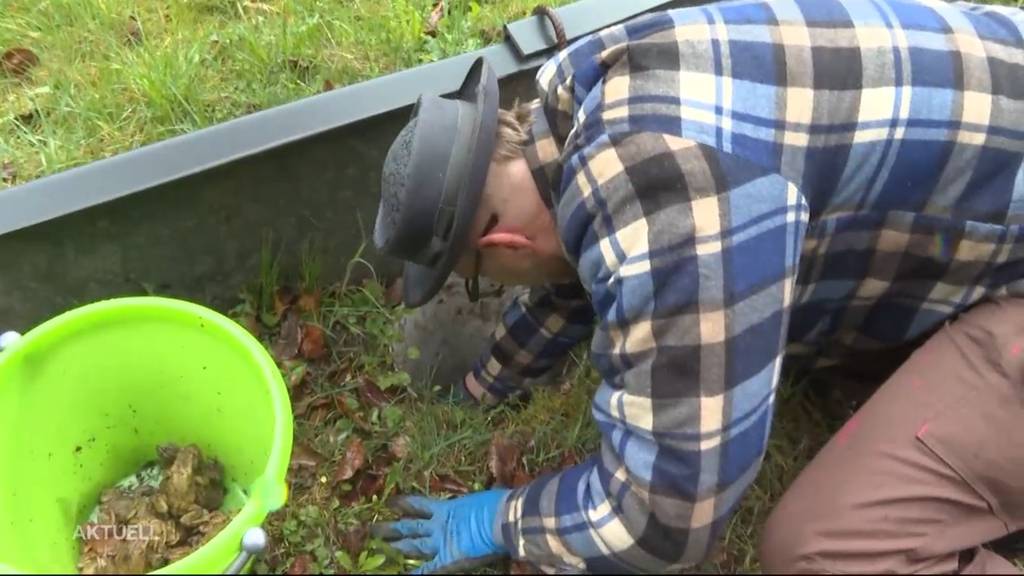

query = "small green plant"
300;236;322;294
257;231;282;326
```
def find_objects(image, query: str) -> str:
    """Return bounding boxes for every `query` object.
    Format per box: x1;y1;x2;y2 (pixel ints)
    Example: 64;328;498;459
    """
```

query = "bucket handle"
0;331;20;352
224;526;268;574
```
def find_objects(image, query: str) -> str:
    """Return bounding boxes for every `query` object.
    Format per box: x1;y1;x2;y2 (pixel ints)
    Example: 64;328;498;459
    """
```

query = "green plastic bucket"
0;297;293;574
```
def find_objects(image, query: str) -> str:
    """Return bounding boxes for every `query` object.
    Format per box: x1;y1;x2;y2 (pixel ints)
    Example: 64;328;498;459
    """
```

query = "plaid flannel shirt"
469;0;1024;571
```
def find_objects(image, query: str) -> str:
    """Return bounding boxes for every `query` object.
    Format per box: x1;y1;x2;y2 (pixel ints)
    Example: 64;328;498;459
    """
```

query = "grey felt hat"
373;57;499;308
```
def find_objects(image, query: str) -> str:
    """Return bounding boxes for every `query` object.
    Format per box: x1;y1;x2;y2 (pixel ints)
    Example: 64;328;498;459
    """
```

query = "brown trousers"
761;297;1024;574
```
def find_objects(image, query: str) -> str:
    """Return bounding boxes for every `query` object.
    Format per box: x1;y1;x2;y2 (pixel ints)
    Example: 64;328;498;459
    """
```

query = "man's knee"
758;501;821;574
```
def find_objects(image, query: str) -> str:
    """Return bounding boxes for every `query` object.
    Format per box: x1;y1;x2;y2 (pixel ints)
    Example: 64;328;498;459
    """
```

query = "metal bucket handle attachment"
223;526;268;574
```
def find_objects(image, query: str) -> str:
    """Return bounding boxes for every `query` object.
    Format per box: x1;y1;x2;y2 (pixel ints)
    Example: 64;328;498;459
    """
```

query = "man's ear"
479;232;533;251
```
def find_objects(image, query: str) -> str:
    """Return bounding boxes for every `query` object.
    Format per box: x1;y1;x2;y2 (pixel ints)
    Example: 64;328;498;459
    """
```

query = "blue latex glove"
371;490;511;574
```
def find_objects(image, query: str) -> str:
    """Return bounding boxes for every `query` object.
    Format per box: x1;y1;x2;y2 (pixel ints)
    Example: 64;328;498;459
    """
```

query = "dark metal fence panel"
0;1;696;330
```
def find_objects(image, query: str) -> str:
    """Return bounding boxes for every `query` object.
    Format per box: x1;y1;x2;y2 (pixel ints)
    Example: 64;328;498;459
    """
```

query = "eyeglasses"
464;214;503;302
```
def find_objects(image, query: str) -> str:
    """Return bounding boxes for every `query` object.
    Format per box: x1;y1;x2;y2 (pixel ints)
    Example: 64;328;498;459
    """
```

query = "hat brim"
400;57;499;308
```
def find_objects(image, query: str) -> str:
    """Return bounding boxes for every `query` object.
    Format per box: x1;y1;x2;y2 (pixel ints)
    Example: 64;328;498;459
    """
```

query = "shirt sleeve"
496;131;809;572
471;281;597;403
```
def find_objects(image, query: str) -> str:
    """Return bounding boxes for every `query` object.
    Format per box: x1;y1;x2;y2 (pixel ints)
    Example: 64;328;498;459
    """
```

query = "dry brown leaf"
384;278;404;307
339;525;368;557
290;442;325;469
488;433;523;488
342;472;386;506
424;0;446;37
293;394;330;418
1;47;40;77
357;377;389;408
1;161;16;185
560;451;580;469
272;310;302;361
429;474;469;496
299;324;327;360
239;314;261;337
287;554;312;574
332;438;366;485
309;406;329;426
321;79;336;92
333;395;371;431
511;469;533;488
297;290;321;313
274;286;298;316
126;15;143;45
389;435;411;460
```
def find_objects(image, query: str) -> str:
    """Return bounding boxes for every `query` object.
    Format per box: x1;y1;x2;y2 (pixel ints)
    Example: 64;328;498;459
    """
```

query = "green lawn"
0;0;574;188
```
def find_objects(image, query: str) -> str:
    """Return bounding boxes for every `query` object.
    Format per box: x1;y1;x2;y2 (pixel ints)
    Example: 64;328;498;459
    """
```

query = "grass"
0;0;574;188
225;254;840;574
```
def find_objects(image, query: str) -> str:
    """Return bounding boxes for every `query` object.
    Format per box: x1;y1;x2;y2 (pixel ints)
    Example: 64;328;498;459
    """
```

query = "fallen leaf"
342;472;386;506
321;79;335;92
293;394;330;418
560;451;580;469
384;278;404;306
297;290;321;313
334;395;371;431
388;435;410;460
339;525;368;557
511;469;533;488
309;406;329;426
290;442;325;469
287;554;312;574
429;474;469;496
126;15;143;45
272;309;302;361
286;57;312;77
424;0;446;37
239;314;261;337
510;560;541;574
1;161;16;185
299;324;327;360
282;359;308;390
274;286;298;316
488;433;523;488
332;438;366;485
324;358;353;384
1;47;40;78
357;377;389;408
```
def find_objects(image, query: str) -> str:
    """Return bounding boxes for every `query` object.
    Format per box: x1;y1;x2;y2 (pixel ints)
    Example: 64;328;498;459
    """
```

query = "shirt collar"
522;100;564;209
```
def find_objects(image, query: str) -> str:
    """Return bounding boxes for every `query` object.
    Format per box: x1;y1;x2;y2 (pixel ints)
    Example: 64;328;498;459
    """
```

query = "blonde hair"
493;100;534;162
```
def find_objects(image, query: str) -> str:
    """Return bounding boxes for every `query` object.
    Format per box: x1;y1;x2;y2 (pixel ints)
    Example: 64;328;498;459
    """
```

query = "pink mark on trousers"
917;422;929;437
1011;343;1022;358
911;377;925;390
836;415;861;447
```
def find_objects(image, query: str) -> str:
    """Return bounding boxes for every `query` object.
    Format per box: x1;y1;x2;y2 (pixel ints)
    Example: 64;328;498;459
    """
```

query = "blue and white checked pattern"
469;0;1024;571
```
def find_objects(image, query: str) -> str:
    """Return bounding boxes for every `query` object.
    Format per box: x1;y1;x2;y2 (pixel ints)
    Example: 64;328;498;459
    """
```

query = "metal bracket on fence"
532;5;568;50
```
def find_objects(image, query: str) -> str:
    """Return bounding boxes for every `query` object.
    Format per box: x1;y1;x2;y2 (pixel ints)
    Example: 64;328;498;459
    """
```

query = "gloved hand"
371;490;511;574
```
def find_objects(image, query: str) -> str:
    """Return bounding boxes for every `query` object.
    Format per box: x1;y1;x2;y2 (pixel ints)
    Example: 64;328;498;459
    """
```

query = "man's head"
374;58;574;308
450;101;576;292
